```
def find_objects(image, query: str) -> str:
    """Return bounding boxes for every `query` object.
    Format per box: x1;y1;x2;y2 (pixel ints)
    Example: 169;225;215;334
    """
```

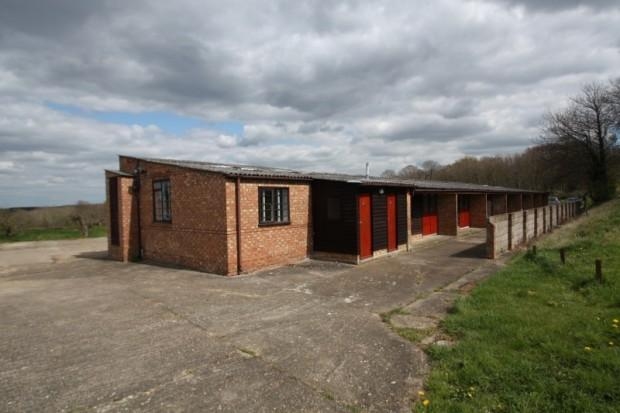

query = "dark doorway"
108;177;119;246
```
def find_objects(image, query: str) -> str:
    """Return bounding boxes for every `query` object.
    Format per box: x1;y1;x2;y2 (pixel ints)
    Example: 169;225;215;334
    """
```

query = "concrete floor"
0;230;497;412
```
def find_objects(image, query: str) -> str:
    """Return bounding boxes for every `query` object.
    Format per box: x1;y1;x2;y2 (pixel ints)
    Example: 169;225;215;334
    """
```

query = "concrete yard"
0;230;502;412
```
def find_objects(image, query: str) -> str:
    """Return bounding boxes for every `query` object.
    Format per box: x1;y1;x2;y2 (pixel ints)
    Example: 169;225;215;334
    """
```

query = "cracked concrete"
0;229;498;412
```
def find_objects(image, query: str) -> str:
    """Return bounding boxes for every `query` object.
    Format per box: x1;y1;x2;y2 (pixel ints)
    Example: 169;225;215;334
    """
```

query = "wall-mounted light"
378;188;384;195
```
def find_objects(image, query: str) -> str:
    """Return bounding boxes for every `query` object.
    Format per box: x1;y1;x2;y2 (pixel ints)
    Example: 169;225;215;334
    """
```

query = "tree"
542;82;619;202
421;160;442;180
70;201;103;237
0;209;30;238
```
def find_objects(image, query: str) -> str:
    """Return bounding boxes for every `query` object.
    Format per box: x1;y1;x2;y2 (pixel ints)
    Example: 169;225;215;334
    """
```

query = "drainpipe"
133;160;143;259
235;176;242;274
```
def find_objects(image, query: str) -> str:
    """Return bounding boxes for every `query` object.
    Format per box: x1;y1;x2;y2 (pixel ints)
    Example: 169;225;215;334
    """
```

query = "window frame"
152;179;172;223
258;187;290;226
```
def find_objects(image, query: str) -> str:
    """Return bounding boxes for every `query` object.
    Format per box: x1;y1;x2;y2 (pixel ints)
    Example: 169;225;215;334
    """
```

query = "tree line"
0;202;105;238
382;80;620;203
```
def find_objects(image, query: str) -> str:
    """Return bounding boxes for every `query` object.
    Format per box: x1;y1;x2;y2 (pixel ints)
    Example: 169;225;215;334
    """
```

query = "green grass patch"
380;307;408;323
0;225;106;243
415;199;620;413
396;327;435;344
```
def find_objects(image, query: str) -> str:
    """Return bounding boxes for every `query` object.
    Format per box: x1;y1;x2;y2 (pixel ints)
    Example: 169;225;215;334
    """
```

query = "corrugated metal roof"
124;156;544;194
407;179;539;194
137;157;312;180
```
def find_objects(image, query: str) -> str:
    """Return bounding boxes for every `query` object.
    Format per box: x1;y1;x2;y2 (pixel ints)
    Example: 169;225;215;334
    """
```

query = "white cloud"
0;0;619;206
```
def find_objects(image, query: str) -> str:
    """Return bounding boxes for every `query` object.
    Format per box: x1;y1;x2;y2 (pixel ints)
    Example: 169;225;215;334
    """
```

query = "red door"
421;194;438;235
387;194;397;251
358;194;372;259
458;196;470;227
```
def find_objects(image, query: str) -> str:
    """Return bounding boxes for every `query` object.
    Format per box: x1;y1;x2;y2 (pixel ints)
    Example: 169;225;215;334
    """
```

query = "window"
153;180;172;222
327;197;341;221
259;187;289;225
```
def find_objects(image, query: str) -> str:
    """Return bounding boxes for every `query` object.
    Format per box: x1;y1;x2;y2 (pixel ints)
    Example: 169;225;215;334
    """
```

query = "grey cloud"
383;117;492;142
485;0;620;12
1;0;620;206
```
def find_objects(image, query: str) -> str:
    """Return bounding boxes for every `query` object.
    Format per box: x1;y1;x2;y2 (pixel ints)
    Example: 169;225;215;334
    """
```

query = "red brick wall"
118;157;230;274
106;172;139;262
225;179;311;274
469;194;487;228
437;193;457;236
112;156;312;275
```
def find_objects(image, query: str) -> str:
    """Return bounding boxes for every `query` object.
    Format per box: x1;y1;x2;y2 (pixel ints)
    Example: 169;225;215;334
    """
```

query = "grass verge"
414;199;620;412
0;225;106;243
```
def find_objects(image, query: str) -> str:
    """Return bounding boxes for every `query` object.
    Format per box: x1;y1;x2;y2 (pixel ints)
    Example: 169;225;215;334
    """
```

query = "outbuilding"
106;155;549;275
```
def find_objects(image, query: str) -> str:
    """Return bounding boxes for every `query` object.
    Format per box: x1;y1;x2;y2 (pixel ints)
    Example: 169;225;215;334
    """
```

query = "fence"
487;201;579;259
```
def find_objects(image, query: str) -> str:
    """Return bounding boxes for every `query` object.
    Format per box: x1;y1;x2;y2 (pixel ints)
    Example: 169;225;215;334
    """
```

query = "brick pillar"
437;193;457;236
106;173;139;262
470;194;487;228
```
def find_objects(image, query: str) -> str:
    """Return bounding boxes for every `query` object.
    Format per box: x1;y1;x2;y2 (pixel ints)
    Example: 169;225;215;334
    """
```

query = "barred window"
153;180;172;222
259;187;289;225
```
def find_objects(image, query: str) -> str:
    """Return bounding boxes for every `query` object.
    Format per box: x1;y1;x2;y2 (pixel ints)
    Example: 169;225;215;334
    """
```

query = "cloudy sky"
1;0;619;207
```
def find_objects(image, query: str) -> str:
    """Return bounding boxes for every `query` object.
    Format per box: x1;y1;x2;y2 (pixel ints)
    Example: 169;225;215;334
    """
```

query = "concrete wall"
509;210;523;249
487;214;509;258
487;202;579;258
524;209;536;242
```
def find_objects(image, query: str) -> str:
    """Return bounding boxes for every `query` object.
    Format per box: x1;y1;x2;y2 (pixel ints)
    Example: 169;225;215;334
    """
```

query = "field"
0;203;106;243
416;199;620;412
0;225;107;242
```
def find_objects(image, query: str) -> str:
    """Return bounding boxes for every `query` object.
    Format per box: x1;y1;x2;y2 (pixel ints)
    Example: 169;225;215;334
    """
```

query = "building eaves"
105;169;133;177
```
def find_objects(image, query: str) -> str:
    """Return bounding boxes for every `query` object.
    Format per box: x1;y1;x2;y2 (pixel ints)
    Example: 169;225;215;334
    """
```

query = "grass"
413;199;620;413
380;307;408;323
0;225;106;243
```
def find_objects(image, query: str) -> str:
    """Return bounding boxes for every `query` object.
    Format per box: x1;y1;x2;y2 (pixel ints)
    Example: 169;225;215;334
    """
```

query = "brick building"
106;156;548;275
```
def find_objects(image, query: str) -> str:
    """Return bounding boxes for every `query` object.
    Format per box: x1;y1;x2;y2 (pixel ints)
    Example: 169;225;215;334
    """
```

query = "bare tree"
70;201;103;237
542;82;618;202
398;165;425;179
0;209;30;238
421;160;442;180
381;169;397;178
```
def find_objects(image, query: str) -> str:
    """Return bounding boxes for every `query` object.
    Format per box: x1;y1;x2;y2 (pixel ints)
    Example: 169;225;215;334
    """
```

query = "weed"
380;307;408;323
